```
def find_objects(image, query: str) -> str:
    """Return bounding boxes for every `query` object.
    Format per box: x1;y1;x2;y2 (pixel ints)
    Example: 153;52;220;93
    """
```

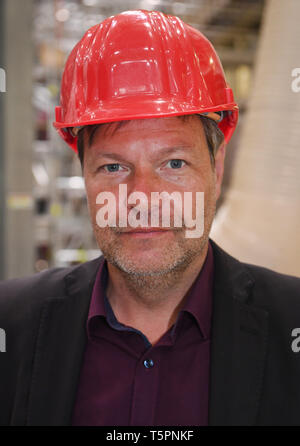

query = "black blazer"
0;239;300;426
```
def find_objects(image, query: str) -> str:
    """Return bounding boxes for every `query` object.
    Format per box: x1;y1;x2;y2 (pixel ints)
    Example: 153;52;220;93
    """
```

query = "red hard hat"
53;10;238;152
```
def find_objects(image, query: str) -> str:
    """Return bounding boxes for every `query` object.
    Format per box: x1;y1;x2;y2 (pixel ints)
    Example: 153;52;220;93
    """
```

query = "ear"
214;142;226;201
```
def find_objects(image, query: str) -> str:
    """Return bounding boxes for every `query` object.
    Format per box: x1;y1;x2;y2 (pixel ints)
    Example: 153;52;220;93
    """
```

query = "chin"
114;253;172;275
95;228;207;275
108;246;197;277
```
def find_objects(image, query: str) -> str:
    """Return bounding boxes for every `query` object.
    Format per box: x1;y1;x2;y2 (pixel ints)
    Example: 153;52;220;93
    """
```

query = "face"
83;116;225;276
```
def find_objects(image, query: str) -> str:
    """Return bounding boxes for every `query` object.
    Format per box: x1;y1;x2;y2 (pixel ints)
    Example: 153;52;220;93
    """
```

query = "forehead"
87;115;205;147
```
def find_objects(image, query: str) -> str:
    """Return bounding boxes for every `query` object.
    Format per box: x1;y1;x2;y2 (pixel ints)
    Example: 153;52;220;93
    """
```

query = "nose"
126;166;162;199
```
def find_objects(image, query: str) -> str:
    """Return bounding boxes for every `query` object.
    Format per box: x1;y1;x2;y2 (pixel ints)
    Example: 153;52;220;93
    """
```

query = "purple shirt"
72;242;214;426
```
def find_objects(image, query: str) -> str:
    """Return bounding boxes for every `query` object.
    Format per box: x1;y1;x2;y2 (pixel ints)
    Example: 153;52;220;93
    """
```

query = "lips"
117;228;173;238
122;228;170;233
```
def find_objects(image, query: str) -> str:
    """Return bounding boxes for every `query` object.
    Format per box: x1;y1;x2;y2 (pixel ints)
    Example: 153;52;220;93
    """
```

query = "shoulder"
0;256;102;325
210;238;300;314
241;262;300;329
244;261;300;294
0;266;76;333
0;265;74;307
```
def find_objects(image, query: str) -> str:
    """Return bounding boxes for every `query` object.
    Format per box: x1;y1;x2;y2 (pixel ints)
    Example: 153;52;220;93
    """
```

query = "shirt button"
143;359;154;369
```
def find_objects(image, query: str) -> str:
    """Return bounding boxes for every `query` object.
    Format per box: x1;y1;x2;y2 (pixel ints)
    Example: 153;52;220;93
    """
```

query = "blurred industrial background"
0;0;299;279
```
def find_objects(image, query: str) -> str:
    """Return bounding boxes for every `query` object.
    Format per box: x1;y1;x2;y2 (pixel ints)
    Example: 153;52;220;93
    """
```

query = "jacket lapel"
209;240;269;425
25;256;103;426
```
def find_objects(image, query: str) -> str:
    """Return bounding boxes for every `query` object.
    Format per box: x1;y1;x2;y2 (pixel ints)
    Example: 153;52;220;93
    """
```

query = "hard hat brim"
54;97;238;151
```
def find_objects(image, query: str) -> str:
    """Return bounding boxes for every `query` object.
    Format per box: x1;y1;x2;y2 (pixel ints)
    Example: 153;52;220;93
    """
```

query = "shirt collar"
178;241;214;339
87;256;107;322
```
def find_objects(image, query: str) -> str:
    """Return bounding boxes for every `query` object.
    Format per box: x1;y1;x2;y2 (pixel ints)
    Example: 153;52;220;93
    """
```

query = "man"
1;10;300;426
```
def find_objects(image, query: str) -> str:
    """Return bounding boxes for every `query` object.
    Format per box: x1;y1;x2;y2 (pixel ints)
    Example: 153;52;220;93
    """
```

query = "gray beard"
103;233;208;304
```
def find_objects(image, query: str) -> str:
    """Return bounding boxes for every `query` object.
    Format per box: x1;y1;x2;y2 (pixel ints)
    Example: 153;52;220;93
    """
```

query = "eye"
102;163;124;173
166;159;186;169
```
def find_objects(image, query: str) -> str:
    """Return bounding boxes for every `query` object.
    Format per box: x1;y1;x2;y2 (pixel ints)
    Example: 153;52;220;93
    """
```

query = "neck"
105;242;209;343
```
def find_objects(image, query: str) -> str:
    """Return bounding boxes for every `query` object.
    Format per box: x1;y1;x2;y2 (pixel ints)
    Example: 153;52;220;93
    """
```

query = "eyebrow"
154;145;192;156
92;146;192;162
91;152;133;163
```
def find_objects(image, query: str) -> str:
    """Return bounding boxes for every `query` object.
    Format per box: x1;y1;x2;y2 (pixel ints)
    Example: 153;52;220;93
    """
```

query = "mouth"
118;228;172;238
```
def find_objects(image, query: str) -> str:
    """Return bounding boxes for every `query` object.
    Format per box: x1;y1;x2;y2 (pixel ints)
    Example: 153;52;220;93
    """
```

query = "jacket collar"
24;240;268;426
